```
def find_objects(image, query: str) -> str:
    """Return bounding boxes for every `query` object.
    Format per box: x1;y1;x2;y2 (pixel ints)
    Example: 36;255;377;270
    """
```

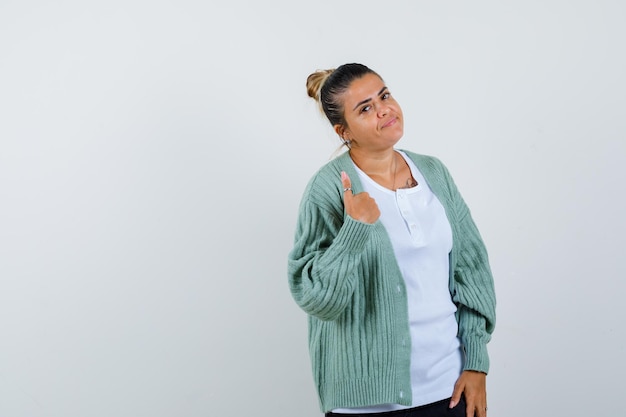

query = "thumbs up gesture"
341;171;380;224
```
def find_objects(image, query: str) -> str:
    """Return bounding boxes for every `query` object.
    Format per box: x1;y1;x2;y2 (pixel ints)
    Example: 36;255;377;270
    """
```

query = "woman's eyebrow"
352;87;388;111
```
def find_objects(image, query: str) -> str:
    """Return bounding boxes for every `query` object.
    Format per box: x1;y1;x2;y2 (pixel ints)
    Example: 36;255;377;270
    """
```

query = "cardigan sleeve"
441;161;497;374
287;193;375;322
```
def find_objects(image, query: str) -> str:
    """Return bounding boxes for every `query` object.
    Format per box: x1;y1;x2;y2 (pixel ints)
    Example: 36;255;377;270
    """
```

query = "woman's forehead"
342;74;386;105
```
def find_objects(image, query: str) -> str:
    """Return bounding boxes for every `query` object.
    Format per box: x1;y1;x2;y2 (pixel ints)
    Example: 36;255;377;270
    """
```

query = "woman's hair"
306;63;381;128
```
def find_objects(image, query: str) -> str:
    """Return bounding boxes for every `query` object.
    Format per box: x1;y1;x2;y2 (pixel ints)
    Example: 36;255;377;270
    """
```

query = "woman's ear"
334;124;346;140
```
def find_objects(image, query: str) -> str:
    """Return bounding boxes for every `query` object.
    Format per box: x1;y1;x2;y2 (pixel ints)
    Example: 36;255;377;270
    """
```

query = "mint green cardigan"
287;150;496;413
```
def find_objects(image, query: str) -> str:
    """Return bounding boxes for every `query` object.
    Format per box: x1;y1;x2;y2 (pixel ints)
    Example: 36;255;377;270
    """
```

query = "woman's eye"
360;105;371;113
382;92;390;100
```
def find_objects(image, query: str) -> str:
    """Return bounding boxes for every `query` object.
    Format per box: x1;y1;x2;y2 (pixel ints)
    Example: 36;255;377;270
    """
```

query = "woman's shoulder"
306;152;351;187
299;152;351;209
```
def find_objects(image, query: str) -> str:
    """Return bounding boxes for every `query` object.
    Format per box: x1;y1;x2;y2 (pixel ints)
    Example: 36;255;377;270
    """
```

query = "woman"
287;63;496;417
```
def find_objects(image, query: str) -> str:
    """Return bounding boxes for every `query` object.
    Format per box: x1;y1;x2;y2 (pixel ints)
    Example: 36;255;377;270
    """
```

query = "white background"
1;1;625;416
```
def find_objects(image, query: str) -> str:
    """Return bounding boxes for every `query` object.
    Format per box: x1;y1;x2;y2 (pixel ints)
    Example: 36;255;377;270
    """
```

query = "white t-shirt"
333;151;463;413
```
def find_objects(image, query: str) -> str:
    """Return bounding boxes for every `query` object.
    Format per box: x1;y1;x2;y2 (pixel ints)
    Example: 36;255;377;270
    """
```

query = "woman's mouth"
382;117;397;128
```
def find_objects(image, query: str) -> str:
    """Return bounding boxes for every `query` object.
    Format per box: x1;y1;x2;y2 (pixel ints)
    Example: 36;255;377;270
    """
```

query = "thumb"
449;379;464;409
341;171;353;198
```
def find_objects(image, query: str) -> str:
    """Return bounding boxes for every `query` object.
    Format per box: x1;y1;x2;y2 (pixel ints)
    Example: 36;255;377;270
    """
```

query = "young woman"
288;63;496;417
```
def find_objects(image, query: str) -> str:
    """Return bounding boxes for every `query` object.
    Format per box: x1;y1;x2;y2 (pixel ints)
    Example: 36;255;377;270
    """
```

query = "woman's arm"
288;172;379;321
288;199;375;321
440;160;495;417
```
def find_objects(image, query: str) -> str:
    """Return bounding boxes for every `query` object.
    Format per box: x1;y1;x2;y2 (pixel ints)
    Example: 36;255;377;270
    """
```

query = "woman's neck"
349;147;417;191
348;148;397;176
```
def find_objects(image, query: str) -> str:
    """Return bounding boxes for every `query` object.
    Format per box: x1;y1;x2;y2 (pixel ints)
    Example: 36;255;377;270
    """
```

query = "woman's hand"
341;171;380;224
449;370;488;417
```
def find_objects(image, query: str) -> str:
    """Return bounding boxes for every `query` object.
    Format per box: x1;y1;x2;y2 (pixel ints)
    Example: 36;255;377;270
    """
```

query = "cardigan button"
399;390;404;398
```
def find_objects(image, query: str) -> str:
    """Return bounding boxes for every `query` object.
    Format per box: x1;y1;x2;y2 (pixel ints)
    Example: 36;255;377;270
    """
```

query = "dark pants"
326;397;466;417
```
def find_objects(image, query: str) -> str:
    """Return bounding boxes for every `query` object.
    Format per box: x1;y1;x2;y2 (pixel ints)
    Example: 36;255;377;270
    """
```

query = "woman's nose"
377;104;389;117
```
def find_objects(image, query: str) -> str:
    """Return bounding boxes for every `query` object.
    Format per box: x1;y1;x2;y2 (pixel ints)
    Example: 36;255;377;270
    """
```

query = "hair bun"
306;69;334;101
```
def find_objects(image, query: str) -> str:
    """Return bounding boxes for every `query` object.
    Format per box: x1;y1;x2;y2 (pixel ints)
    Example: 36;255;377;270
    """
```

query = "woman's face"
335;73;404;153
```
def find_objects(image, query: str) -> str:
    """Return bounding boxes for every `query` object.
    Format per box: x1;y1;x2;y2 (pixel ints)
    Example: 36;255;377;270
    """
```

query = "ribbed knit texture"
287;151;496;413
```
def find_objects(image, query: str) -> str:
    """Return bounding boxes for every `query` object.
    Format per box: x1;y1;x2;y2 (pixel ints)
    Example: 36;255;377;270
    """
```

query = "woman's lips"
382;117;397;128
